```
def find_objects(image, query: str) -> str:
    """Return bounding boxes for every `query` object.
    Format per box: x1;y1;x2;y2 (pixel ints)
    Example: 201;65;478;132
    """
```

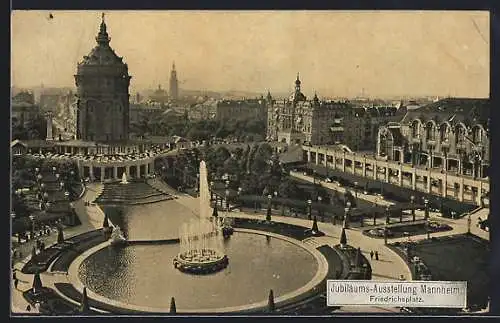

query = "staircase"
95;182;173;205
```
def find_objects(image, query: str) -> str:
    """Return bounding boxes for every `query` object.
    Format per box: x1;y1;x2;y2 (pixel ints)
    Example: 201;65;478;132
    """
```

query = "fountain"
120;172;129;184
110;225;127;245
173;161;229;274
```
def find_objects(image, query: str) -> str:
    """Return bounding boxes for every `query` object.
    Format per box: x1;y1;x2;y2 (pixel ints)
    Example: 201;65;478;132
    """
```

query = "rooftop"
400;98;490;128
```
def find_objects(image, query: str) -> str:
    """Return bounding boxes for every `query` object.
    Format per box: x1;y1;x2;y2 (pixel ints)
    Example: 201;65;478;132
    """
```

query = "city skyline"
11;10;489;98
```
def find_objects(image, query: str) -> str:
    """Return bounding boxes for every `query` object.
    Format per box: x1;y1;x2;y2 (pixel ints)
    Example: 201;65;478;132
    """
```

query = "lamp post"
467;213;471;234
225;189;230;213
195;174;200;197
384;225;388;245
426;218;431;239
307;199;312;220
317;196;323;221
344;201;351;229
29;215;35;239
354;181;358;199
410;195;415;222
385;206;391;225
424;198;429;220
210;181;214;204
52;166;57;174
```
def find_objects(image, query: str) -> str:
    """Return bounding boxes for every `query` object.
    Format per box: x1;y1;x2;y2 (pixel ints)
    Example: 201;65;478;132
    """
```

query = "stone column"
332;150;337;170
426;171;432;193
324;152;328;167
351;156;355;174
342;152;346;172
136;164;140;178
458;160;463;175
126;166;131;177
315;151;319;165
89;166;94;181
100;167;105;182
307;151;312;163
373;160;378;180
362;157;367;177
113;167;118;180
411;171;417;190
398;165;403;186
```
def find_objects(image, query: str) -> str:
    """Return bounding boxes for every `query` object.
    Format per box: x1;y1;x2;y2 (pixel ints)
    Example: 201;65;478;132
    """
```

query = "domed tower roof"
295;73;301;85
76;13;128;73
290;72;306;103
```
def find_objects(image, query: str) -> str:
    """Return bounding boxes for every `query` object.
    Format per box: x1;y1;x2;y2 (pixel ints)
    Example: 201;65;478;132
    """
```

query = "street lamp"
317;196;324;221
467;213;471;234
35;167;40;174
273;191;278;209
410;195;415;222
52;166;57;174
307;199;313;220
354;181;358;199
55;173;60;179
385;206;391;225
426;218;431;239
29;215;35;238
344;201;352;229
424;198;429;220
225;189;230;212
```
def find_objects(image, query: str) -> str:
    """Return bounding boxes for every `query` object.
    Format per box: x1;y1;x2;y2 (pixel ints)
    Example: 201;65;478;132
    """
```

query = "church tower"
74;13;132;142
169;62;179;101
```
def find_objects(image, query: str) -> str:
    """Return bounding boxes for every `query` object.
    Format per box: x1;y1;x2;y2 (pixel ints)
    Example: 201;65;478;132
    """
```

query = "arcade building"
11;14;176;182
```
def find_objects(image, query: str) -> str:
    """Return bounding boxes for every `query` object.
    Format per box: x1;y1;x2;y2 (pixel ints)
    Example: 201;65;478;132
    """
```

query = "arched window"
440;124;449;142
411;120;421;137
455;124;466;145
426;122;436;141
472;126;482;144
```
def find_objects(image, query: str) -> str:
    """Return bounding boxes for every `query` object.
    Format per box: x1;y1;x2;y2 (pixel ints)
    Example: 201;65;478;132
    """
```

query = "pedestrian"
375;251;379;261
26;304;31;312
14;278;19;290
370;251;374;260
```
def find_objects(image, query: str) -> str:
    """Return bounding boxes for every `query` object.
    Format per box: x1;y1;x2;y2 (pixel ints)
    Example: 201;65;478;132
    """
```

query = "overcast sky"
11;10;489;98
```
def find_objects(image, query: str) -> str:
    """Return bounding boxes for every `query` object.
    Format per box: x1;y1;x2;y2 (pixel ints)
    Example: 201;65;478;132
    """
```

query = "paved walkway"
11;183;105;315
290;171;395;207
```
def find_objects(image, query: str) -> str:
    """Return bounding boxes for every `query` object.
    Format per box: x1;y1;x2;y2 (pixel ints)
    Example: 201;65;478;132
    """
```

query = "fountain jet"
173;160;229;274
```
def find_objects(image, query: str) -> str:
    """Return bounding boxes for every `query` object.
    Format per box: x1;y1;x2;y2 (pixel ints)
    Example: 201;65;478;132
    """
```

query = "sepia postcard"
10;10;492;316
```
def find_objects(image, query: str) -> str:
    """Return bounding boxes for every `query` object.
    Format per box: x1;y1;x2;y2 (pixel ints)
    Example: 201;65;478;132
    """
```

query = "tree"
268;289;275;312
170;297;177;314
32;271;43;293
340;227;347;247
79;287;90;314
57;227;64;244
